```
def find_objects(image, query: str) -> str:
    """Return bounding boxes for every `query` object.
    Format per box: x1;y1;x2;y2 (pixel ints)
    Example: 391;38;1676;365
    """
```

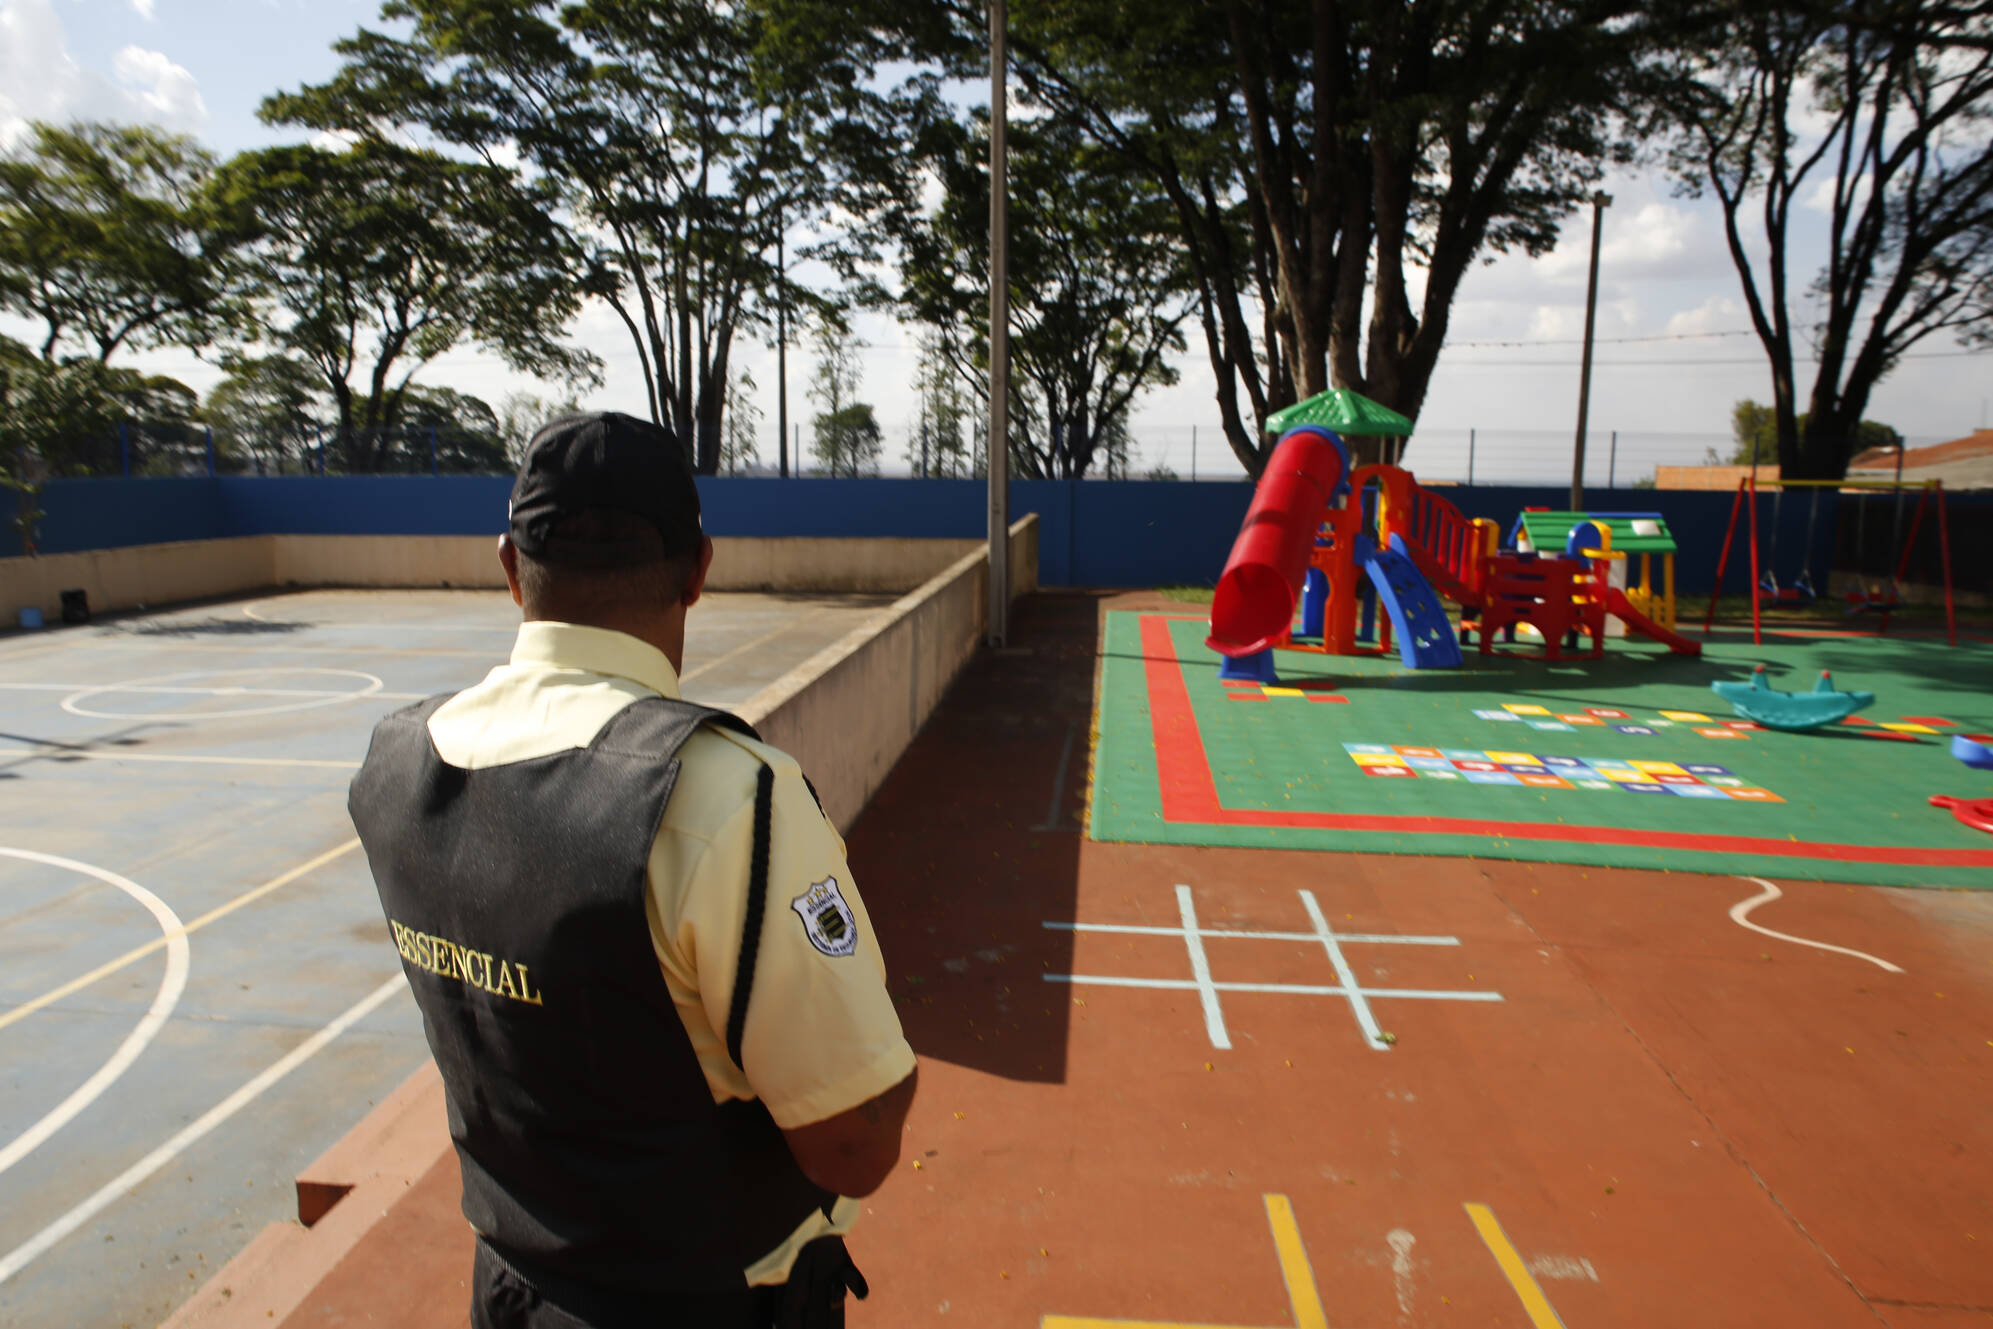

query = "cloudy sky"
4;0;1987;482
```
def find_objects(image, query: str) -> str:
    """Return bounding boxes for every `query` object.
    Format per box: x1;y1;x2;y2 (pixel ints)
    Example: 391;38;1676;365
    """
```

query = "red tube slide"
1206;428;1348;656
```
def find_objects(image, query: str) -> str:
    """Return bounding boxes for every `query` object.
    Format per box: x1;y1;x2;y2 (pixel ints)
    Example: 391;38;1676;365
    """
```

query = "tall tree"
807;322;882;477
208;140;596;472
264;0;934;474
721;367;764;475
906;329;972;478
204;352;324;474
907;0;1688;474
0;121;239;362
901;112;1193;479
1665;0;1993;479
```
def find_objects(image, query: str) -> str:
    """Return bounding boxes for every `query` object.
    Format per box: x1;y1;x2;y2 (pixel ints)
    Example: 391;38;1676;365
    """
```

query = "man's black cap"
508;411;703;563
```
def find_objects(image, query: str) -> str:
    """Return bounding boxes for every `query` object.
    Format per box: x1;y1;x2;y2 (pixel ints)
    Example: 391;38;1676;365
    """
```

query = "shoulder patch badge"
791;876;859;958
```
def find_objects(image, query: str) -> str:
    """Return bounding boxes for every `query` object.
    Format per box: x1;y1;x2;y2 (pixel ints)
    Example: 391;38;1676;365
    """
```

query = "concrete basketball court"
0;587;895;1329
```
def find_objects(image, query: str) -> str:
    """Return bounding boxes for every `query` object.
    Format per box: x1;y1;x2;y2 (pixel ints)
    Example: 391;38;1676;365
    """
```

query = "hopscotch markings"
0;973;407;1287
1299;889;1386;1050
1730;877;1904;973
1175;885;1231;1051
0;850;189;1179
1044;887;1501;1051
1041;1194;1328;1329
1465;1203;1567;1329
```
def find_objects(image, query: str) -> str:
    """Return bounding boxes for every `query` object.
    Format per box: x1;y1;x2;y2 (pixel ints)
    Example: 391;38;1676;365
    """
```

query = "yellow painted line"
0;839;362;1034
1039;1194;1323;1329
1263;687;1304;698
680;608;835;685
1265;1194;1330;1329
1465;1203;1565;1328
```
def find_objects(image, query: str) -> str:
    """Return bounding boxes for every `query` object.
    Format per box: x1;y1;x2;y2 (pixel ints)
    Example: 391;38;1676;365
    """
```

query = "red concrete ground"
176;592;1993;1328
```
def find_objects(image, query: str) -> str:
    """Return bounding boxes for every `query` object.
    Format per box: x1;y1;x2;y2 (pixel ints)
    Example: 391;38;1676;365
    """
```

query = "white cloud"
111;45;206;125
130;0;155;20
1664;295;1745;337
0;0;205;147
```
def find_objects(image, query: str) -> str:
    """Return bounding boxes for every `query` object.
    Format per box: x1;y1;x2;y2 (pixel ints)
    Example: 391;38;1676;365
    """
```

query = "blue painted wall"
11;473;1983;596
5;477;229;558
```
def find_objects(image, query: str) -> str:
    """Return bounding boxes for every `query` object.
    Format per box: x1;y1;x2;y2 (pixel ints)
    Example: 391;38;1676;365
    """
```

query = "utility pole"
986;0;1011;647
776;225;789;479
1570;190;1611;510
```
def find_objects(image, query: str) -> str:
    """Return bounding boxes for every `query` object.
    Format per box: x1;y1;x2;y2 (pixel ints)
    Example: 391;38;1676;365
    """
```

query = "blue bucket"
18;607;44;630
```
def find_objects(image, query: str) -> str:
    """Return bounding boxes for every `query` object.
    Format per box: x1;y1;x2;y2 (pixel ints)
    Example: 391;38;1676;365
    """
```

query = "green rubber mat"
1088;611;1993;888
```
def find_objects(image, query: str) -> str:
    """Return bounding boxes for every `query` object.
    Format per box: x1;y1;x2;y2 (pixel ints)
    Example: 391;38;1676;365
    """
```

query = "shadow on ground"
846;592;1104;1085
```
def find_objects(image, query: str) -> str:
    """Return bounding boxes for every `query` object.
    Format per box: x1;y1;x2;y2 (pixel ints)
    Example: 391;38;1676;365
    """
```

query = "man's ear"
498;535;524;608
682;535;715;610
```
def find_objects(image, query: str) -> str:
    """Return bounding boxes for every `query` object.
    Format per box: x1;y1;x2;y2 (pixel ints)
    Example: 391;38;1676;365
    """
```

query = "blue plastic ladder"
1354;535;1465;669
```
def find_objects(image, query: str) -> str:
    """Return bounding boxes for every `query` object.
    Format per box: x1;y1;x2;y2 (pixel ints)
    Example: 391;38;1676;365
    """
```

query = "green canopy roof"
1512;511;1678;555
1265;388;1415;439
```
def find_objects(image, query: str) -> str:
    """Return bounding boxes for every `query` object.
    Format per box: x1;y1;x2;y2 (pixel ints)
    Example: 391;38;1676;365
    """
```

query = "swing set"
1703;474;1955;646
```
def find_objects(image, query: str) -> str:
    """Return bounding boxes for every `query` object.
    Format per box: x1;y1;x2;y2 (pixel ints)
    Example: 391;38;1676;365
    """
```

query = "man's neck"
523;611;688;675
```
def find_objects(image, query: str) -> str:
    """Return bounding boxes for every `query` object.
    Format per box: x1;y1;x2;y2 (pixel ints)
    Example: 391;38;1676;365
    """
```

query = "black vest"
348;695;835;1326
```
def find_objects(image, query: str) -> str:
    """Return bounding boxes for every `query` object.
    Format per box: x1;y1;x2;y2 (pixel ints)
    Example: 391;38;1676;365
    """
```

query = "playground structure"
1703;474;1956;647
1207;402;1704;675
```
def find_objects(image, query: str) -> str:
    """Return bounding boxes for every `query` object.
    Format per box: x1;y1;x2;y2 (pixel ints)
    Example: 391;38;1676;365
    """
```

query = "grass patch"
1154;585;1215;604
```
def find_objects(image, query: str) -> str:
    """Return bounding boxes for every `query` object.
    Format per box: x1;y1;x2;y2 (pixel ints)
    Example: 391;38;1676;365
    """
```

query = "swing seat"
1844;587;1900;616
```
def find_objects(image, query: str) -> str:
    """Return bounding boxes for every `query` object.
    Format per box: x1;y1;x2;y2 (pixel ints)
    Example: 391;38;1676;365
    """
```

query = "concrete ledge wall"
2;533;1004;621
740;514;1037;832
0;536;274;621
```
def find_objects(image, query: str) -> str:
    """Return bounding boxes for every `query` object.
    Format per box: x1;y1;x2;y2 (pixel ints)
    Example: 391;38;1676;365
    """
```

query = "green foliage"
1730;398;1903;469
938;0;1688;475
906;329;972;478
207;139;596;472
899;112;1191;480
0;121;240;363
497;391;586;467
204;353;324;473
721;369;763;476
266;0;935;473
807;322;882;477
394;385;509;473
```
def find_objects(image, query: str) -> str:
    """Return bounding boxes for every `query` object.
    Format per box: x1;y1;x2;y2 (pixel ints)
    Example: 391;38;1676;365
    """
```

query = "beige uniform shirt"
425;622;916;1285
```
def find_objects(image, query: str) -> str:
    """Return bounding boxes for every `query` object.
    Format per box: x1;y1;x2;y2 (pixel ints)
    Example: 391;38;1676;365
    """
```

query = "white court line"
1301;890;1390;1051
61;669;385;721
0;746;362;770
1174;885;1231;1050
1730;878;1905;974
0;973;407;1287
0;683;424;701
0;850;189;1180
1045;974;1504;1002
1046;921;1463;946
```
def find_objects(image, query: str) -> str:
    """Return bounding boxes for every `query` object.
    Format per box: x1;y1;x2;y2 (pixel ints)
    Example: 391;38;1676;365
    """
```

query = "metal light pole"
1570;190;1611;510
776;226;788;479
986;0;1011;646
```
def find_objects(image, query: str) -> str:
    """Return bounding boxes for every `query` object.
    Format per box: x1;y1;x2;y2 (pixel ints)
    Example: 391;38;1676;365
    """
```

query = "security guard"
349;412;918;1329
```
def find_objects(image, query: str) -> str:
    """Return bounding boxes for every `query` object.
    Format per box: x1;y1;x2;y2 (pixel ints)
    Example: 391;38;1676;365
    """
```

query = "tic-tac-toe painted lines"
1344;744;1785;802
1043;886;1502;1052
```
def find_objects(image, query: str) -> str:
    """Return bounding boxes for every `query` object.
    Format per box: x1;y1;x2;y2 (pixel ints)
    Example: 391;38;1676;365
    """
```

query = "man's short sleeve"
677;752;915;1131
